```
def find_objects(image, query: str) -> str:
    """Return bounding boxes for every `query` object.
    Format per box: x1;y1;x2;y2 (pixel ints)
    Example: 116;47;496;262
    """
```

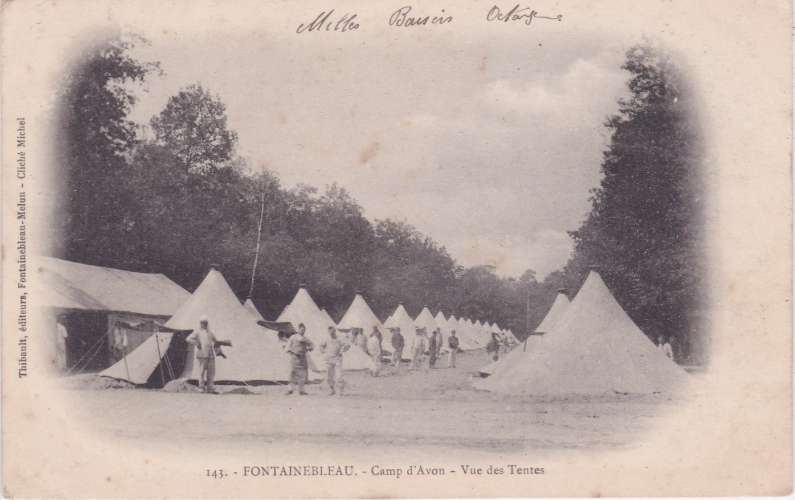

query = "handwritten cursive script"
296;10;360;33
388;6;453;27
486;5;562;26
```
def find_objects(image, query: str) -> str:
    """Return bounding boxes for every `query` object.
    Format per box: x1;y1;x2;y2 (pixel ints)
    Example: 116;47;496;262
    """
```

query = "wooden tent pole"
248;191;266;300
154;330;166;386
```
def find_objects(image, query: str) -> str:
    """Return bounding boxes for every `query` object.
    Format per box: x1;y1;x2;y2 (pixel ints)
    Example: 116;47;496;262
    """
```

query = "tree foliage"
150;84;238;174
54;33;159;264
561;44;706;362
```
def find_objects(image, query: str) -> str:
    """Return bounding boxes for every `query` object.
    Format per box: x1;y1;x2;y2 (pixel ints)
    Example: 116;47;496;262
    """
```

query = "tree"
55;33;159;265
567;43;706;362
150;84;238;174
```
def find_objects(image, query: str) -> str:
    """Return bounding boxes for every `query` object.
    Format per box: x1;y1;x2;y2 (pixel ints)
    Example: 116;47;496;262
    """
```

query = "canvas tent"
478;340;526;377
99;325;188;386
164;269;291;383
277;287;367;371
475;271;687;395
326;293;377;370
455;317;480;350
383;304;418;359
243;298;265;320
503;328;519;344
534;290;571;334
414;306;437;334
277;287;331;351
338;294;383;334
35;256;189;375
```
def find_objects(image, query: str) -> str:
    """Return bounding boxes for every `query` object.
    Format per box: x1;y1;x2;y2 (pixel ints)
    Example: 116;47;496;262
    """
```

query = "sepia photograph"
1;0;791;497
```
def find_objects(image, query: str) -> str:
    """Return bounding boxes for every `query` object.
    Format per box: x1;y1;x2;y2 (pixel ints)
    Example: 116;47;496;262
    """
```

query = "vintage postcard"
1;0;791;497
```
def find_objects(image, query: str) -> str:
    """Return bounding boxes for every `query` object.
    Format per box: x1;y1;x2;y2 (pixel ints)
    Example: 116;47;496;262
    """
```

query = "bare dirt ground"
61;349;691;455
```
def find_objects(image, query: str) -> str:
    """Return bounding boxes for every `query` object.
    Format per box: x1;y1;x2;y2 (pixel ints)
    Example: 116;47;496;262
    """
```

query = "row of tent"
99;268;517;386
474;271;687;395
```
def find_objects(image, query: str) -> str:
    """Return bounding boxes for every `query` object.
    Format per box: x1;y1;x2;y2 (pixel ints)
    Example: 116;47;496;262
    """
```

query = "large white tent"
473;320;489;346
338;294;383;332
165;269;291;383
277;287;331;366
321;308;336;326
99;328;179;385
478;337;528;377
455;317;480;350
475;271;687;395
278;288;370;371
383;304;418;359
337;293;385;369
534;290;571;334
414;306;437;334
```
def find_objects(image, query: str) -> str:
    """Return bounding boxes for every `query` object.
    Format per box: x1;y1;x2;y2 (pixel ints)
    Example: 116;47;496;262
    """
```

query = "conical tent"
508;329;518;343
243;298;265;321
338;294;383;333
433;311;447;331
336;293;385;369
534;291;570;334
475;320;485;336
166;269;290;383
473;320;488;345
472;319;487;347
475;271;687;395
383;304;418;359
478;326;535;377
414;306;437;332
478;343;523;376
455;317;480;350
277;288;332;345
278;288;370;371
99;330;177;385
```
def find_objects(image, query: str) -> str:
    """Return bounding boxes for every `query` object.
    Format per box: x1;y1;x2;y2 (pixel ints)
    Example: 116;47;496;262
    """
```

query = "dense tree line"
543;45;707;363
53;35;706;362
52;34;539;330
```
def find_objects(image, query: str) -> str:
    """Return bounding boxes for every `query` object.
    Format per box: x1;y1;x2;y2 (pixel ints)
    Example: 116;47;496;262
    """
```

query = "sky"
127;27;631;279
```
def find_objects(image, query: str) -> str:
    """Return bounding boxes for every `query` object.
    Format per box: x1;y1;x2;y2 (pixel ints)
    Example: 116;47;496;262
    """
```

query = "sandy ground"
61;350;690;455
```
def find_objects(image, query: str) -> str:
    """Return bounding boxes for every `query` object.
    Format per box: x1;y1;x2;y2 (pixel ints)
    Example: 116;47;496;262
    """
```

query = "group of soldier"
185;317;468;396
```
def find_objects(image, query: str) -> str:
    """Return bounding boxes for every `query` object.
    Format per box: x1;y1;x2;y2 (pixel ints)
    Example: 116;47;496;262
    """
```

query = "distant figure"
373;325;384;351
447;330;459;368
428;330;440;368
110;324;128;364
319;326;348;396
285;323;314;395
55;319;69;372
486;332;500;362
658;335;674;361
185;316;219;393
367;327;383;377
411;327;428;370
390;327;405;368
